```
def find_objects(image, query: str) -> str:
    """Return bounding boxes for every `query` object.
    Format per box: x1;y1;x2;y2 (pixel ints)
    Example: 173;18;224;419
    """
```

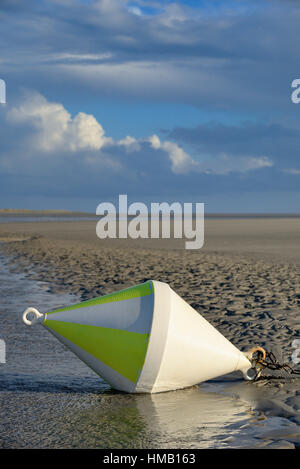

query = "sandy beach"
0;216;299;448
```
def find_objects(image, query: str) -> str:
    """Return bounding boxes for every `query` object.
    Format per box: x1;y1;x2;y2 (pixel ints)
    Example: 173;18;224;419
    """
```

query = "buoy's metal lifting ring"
22;307;44;326
247;346;266;362
243;346;267;380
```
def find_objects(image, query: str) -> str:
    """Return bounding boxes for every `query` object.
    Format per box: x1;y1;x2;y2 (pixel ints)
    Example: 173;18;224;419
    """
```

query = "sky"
1;0;300;213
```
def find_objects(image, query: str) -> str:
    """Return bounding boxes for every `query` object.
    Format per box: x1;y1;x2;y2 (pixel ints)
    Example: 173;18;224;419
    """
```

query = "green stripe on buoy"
45;319;150;383
47;280;153;315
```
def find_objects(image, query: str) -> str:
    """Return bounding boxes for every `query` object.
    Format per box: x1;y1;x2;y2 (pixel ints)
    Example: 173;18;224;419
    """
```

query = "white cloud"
117;135;141;152
148;135;273;175
158;3;188;28
148;134;196;174
4;92;274;178
56;60;189;99
7;92;107;152
282;168;300;175
47;53;113;63
127;6;143;17
196;153;273;175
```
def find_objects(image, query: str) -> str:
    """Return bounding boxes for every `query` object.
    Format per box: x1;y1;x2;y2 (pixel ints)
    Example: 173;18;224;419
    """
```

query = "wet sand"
0;217;299;448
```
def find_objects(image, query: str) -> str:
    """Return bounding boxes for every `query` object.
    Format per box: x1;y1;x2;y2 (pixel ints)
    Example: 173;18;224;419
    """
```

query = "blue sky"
1;0;300;212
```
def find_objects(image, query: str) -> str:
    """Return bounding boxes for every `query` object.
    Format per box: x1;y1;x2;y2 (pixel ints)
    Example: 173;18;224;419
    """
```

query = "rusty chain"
253;350;300;376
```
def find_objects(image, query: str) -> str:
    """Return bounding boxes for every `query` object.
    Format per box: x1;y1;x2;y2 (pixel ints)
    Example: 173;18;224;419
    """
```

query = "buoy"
22;280;262;393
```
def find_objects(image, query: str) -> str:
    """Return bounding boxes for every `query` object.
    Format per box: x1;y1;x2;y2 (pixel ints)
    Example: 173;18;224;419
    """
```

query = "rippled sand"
0;217;299;448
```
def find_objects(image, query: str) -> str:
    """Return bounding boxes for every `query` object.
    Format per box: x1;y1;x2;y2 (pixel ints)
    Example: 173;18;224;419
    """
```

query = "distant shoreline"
0;209;300;219
0;209;90;216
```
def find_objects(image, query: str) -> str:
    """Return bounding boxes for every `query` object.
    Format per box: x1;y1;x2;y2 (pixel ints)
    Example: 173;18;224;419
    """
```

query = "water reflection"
32;384;253;449
134;385;252;448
